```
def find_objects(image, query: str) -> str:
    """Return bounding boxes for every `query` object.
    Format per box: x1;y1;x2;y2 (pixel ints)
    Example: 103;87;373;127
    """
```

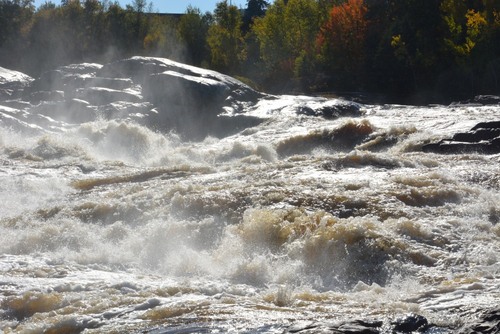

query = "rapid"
0;58;499;333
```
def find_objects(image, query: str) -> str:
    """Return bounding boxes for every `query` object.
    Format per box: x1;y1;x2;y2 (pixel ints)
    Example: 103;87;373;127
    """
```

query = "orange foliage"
317;0;368;71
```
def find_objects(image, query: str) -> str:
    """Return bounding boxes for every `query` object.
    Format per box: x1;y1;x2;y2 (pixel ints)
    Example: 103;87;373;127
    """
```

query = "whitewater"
0;57;499;333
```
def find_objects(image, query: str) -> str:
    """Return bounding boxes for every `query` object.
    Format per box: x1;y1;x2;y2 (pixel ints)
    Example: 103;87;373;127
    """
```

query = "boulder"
95;56;266;138
391;314;429;333
143;70;231;113
100;56;262;102
295;99;362;118
422;121;500;154
0;66;34;100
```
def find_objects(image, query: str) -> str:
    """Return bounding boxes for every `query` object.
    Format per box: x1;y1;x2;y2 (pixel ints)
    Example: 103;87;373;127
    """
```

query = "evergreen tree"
242;0;268;32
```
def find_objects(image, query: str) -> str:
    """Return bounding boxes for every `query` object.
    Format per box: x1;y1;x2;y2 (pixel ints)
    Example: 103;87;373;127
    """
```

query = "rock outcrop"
15;57;265;138
422;121;500;154
458;308;500;334
0;56;361;139
0;66;33;100
284;313;440;333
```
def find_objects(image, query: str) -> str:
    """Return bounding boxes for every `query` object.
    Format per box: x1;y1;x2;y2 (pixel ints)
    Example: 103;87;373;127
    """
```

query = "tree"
383;0;443;95
242;0;268;32
317;0;368;88
440;0;500;97
253;0;320;88
442;0;490;63
207;0;243;73
253;0;289;76
0;0;35;70
178;6;211;66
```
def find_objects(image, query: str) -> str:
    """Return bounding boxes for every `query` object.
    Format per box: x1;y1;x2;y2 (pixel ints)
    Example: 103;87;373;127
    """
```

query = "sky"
33;1;249;14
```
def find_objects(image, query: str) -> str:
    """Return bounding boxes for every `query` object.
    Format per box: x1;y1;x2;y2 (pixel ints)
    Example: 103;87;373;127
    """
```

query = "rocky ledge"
0;57;362;140
422;120;500;154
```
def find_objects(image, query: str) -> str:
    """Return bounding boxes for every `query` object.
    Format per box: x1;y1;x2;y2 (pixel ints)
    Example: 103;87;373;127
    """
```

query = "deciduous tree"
178;6;211;66
317;0;368;88
253;0;320;88
207;0;243;73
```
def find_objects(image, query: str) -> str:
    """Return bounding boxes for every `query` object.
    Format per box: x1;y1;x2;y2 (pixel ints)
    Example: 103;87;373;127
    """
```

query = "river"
1;59;499;333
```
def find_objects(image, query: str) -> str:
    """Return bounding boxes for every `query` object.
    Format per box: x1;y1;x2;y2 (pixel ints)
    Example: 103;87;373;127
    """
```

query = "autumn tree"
440;0;500;96
441;0;487;63
317;0;368;89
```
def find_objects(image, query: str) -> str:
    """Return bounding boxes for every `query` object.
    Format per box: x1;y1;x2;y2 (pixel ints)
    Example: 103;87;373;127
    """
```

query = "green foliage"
207;1;243;73
253;0;320;88
242;0;268;32
0;0;498;102
253;0;289;74
0;0;35;69
178;6;211;66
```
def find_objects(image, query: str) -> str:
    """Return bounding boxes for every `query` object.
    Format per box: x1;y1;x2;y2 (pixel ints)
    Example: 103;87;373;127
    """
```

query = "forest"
0;0;499;104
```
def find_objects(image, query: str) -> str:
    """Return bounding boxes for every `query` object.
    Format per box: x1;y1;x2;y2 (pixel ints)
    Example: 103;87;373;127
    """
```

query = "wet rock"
97;56;169;81
30;63;102;93
31;99;97;124
452;95;500;106
97;101;154;120
471;120;500;130
134;298;161;311
471;95;500;105
458;308;500;334
452;128;500;142
28;90;65;104
391;313;429;332
143;70;231;114
331;319;383;333
86;77;133;90
422;120;500;154
0;66;34;100
65;76;134;91
99;57;261;100
2;56;366;139
286;319;382;333
32;69;67;91
75;87;142;105
296;100;362;118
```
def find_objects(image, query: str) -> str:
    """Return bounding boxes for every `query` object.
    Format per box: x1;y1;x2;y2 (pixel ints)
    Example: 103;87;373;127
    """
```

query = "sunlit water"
1;92;499;333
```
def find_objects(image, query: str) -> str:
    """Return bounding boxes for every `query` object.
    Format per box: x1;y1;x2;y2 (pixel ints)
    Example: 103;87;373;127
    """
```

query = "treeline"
1;0;499;103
